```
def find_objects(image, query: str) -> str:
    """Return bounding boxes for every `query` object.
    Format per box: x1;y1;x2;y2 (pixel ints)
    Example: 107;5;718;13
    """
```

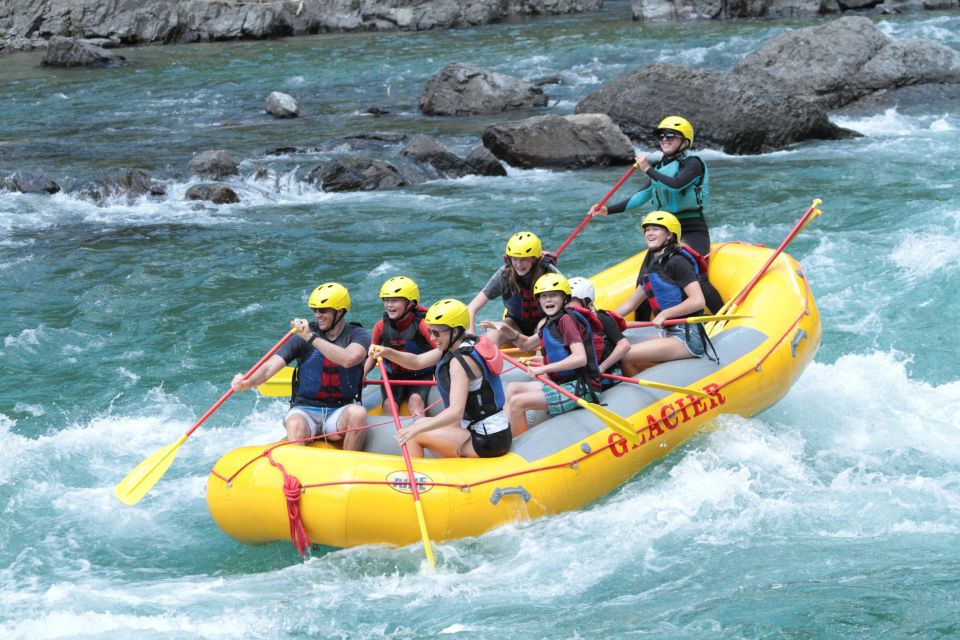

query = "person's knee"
285;417;311;442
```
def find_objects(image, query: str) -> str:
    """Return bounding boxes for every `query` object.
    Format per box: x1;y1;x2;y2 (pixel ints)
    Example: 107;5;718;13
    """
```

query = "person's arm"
362;321;385;377
396;354;472;444
597;315;630;373
306;333;367;367
481;319;539;352
231;354;288;391
599;338;631;373
645;157;703;191
467;291;490;335
528;316;586;377
614;285;647;318
373;345;442;371
530;341;587;378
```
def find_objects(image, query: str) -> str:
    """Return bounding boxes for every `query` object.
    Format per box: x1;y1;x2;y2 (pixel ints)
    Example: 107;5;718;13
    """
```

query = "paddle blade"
634;379;710;397
577;399;642;445
414;500;436;570
114;434;188;505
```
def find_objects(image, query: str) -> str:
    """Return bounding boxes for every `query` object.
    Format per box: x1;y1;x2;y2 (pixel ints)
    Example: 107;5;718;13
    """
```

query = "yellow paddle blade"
633;379;710;398
414;499;436;570
576;399;642;445
113;434;188;505
258;366;294;397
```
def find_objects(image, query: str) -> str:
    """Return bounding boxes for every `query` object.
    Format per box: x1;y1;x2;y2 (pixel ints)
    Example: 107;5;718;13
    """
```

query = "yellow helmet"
655;115;694;147
505;231;543;259
533;273;571;297
379;275;419;302
424;298;470;330
308;282;350;311
641;211;682;242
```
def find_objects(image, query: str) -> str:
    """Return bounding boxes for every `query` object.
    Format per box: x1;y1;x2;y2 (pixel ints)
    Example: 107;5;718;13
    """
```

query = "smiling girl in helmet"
468;230;560;348
370;298;510;458
362;276;437;417
589;115;712;256
613;212;717;375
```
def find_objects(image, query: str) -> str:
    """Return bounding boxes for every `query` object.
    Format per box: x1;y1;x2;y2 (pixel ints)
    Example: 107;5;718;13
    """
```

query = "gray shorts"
660;324;705;357
283;405;348;438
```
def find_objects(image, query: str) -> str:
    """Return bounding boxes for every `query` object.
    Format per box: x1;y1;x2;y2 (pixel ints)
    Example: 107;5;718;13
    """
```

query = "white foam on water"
831;107;957;138
890;216;960;279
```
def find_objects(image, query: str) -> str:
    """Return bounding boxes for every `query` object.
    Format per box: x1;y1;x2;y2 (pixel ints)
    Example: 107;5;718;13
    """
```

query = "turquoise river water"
1;4;959;638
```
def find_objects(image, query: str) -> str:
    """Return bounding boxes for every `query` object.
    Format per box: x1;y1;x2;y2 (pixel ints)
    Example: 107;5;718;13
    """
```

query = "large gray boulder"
419;62;548;116
77;169;166;202
463;146;507;177
399;134;467;177
308;157;407;192
733;17;960;109
576;63;852;155
41;36;125;67
482;113;634;169
188;150;240;180
186;183;240;204
3;171;60;194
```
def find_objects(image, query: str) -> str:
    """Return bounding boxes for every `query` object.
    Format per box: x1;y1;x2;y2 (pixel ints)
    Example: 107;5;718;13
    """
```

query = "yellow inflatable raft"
206;241;820;549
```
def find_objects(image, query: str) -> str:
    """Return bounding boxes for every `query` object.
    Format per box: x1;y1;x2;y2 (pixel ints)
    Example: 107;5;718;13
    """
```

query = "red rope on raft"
264;449;310;556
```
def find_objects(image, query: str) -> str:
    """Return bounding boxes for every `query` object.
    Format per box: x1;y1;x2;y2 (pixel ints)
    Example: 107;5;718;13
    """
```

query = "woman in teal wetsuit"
589;115;711;256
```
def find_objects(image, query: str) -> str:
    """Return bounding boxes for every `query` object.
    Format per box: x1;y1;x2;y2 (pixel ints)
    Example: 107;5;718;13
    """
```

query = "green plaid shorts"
542;380;583;417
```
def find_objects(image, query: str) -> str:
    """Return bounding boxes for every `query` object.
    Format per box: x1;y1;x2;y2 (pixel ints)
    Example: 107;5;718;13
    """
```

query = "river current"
1;4;959;638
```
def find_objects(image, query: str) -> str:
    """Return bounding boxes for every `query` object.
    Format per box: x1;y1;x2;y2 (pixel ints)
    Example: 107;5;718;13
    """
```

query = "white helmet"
568;277;595;305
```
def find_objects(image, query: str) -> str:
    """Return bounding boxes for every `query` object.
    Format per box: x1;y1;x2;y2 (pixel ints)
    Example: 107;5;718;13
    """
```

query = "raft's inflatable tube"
207;242;820;548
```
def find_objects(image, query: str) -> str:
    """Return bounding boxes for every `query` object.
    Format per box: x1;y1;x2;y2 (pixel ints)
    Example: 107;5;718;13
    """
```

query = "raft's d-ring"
490;486;531;505
791;328;808;357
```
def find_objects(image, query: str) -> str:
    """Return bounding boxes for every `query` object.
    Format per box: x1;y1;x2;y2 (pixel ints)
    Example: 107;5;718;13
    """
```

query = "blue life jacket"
638;247;705;316
629;153;708;219
292;322;365;407
435;338;505;426
538;309;601;388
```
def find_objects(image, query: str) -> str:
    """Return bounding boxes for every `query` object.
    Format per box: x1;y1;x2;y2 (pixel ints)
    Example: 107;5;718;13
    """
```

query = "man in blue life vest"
231;282;371;450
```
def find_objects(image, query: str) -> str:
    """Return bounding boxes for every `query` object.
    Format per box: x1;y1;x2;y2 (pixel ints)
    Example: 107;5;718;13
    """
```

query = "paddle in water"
378;359;437;569
114;329;296;506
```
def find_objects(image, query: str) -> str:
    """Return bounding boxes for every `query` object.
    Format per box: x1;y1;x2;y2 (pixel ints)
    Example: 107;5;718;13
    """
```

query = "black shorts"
470;426;512;458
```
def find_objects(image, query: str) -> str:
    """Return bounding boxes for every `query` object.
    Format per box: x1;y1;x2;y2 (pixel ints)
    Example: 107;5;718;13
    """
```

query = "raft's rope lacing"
211;256;812;553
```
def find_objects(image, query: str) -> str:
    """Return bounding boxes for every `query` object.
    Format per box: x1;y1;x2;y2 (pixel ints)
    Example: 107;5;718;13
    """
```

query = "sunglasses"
428;327;450;338
310;307;333;314
658;132;680;141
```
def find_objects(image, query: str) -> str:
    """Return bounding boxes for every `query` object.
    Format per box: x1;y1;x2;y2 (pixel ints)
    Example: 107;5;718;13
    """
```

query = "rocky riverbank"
0;0;603;53
2;0;957;54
